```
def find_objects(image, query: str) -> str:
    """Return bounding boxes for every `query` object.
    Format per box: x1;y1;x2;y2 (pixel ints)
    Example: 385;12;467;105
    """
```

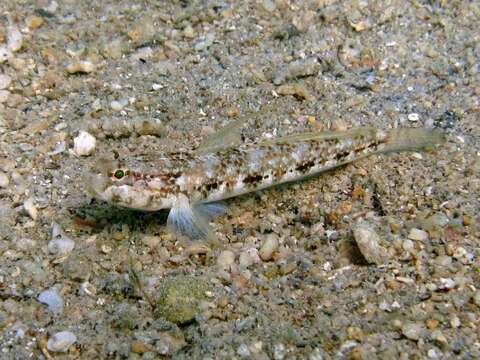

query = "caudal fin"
382;128;445;153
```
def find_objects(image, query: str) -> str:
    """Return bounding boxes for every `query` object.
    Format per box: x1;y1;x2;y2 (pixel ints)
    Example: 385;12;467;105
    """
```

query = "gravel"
0;1;478;359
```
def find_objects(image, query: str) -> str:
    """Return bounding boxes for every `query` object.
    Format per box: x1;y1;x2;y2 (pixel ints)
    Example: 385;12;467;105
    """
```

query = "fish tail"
382;128;445;153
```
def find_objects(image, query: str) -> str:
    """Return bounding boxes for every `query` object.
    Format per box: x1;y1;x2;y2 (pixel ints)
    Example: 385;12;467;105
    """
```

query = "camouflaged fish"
88;125;443;238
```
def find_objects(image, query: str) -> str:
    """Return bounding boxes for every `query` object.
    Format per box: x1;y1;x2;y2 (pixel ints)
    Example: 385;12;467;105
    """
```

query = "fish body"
89;127;443;237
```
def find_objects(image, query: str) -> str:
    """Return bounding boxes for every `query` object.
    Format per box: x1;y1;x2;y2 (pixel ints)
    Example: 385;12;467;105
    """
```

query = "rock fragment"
0;172;9;188
23;198;38;220
217;250;235;270
38;288;64;314
48;222;75;256
408;228;428;241
155;275;209;325
66;60;95;74
259;234;279;261
401;322;425;341
0;74;12;90
47;331;76;352
353;223;389;265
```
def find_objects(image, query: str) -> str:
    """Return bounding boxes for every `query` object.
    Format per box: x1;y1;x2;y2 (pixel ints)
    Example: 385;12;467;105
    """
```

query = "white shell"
73;131;96;156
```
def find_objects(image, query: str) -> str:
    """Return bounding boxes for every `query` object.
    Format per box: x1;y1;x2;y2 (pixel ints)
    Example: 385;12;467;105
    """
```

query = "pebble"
73;131;96;156
259;234;279;261
435;255;452;267
450;315;460;328
272;58;320;85
26;15;44;30
401;322;425;341
110;100;127;112
66;60;96;74
472;291;480;307
47;331;76;352
276;84;313;101
217;250;235;270
0;74;12;90
155;275;208;325
408;113;420;122
0;46;12;63
0;172;9;187
408;228;428;242
0;89;10;103
261;0;277;12
402;239;415;253
427;349;438;359
23;198;38;220
38;288;64;314
141;235;161;249
48;222;75;256
438;278;455;291
353;223;389;265
237;343;251;358
133;118;167;137
194;33;215;51
239;248;261;268
183;25;196;39
7;24;23;52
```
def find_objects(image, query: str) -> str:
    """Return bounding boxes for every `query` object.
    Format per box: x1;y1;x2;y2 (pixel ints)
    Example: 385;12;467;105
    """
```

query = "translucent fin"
195;116;248;155
167;196;227;239
381;128;445;153
258;127;377;146
195;202;228;218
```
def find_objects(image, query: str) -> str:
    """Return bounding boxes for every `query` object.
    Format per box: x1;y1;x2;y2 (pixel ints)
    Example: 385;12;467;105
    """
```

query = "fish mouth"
83;172;111;201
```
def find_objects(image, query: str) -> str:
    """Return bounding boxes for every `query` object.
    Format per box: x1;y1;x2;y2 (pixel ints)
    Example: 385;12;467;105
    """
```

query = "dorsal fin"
257;127;377;146
195;116;248;155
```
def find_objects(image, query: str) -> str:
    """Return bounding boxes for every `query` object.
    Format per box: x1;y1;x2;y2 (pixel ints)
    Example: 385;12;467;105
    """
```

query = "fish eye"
113;169;125;179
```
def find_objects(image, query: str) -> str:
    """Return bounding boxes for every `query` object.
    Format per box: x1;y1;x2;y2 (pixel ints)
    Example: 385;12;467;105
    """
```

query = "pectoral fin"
167;195;227;239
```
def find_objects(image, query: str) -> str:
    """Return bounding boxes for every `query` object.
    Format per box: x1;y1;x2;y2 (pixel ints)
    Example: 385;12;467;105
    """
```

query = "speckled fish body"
89;127;443;237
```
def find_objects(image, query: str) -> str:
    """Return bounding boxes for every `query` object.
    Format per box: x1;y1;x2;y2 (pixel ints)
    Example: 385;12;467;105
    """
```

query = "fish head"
86;157;176;211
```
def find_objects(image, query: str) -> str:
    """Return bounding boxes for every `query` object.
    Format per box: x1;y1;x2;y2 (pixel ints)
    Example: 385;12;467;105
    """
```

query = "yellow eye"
113;169;125;179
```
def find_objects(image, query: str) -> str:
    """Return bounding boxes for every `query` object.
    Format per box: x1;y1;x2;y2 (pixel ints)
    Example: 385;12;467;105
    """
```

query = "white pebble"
110;100;126;111
38;288;64;314
428;349;438;359
402;239;415;253
47;331;76;352
66;60;95;74
239;248;261;268
152;83;164;91
217;250;235;270
48;222;75;256
0;74;12;90
438;277;455;290
408;228;428;241
73;131;96;156
407;113;420;122
23;198;38;220
0;172;9;187
0;90;10;103
7;25;23;52
0;46;12;64
237;344;251;358
450;315;461;328
259;234;279;261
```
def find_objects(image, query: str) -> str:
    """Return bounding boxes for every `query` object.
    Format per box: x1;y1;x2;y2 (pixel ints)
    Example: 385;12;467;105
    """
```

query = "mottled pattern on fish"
182;128;389;203
88;127;443;237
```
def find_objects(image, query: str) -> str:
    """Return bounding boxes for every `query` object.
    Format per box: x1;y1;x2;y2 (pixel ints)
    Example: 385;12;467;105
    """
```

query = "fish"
87;125;444;238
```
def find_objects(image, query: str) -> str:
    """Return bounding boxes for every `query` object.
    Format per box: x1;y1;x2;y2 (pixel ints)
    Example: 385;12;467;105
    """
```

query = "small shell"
73;131;96;156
